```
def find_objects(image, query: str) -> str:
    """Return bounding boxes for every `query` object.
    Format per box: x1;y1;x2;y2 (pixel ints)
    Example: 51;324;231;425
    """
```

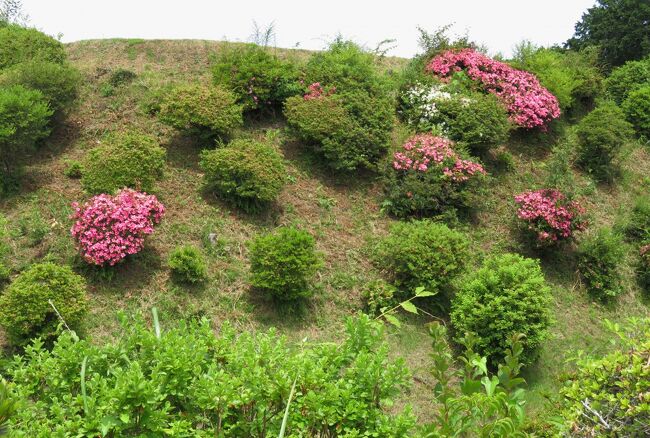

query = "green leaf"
384;314;402;328
415;290;435;297
400;301;418;314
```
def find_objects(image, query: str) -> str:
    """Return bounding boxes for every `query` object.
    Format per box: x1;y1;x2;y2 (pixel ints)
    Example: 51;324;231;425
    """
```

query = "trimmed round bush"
372;220;470;297
284;90;394;171
382;134;486;218
622;85;650;138
81;131;166;195
0;84;52;174
249;227;322;300
212;44;301;111
575;101;634;181
168;245;207;283
0;60;79;113
604;57;650;104
199;139;286;212
451;253;552;365
0;262;88;344
0;24;66;70
577;228;626;301
71;189;165;266
158;83;242;139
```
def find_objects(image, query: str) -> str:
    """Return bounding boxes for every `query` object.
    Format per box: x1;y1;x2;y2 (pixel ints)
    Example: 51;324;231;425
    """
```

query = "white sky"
21;0;596;58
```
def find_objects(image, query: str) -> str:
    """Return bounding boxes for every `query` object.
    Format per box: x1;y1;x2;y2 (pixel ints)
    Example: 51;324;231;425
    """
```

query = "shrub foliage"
577;228;626;301
168;245;207;283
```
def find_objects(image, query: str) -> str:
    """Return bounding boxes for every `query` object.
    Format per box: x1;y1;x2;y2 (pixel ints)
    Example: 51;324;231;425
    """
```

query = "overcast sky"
21;0;596;58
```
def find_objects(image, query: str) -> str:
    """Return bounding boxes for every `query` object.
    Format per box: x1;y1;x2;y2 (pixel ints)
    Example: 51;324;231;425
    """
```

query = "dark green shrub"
304;39;388;95
451;253;552;365
81;131;166;195
0;262;88;344
4;314;414;435
0;24;66;70
249;226;322;300
558;318;650;437
577;228;626;301
168;245;207;284
372;220;470;297
604;57;650;104
0;60;79;112
108;68;136;87
0;85;51;176
622;85;650;138
159;83;242;140
575;101;634;181
63;159;83;178
638;245;650;294
200;139;286;212
284;90;394;171
212;43;301;111
626;195;650;242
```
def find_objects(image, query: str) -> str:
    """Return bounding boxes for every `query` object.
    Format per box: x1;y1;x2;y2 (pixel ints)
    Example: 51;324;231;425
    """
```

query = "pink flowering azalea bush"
514;189;586;245
303;82;336;100
426;48;560;129
71;189;165;266
383;133;487;217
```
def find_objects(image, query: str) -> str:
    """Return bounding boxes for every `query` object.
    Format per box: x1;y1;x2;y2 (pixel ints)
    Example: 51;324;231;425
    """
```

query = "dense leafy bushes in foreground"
451;253;553;365
2;314;415;436
81;130;166;195
0;263;87;345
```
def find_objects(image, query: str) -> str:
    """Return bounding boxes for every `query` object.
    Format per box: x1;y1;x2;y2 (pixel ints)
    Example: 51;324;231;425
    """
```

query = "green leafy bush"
575;101;633;181
372;220;469;297
577;228;626;301
0;380;17;436
284;90;394;171
622;84;650;138
626;195;650;242
0;84;51;176
604;56;650;104
0;60;79;112
0;24;66;70
0;262;88;345
212;43;301;111
362;279;397;316
200;139;286;212
451;253;552;365
108;68;136;87
558;318;650;437
81;131;166;195
63;159;83;179
639;245;650;294
168;245;207;283
249;226;322;300
4;314;415;436
159;83;243;140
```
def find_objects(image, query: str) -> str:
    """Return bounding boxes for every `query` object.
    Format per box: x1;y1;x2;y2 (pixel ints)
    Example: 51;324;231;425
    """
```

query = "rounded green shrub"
108;68;136;87
199;139;286;212
0;60;80;112
158;83;242;140
604;57;650;104
622;85;650;138
0;262;88;344
451;253;552;365
0;85;52;174
0;25;66;70
284;90;394;171
362;279;396;316
372;220;470;297
63;160;83;179
577;228;626;301
434;92;511;153
626;195;650;242
212;44;301;111
81;131;166;195
168;245;207;283
249;226;322;300
575;101;634;181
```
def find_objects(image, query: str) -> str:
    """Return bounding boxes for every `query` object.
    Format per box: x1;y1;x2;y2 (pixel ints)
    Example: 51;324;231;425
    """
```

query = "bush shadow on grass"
199;185;282;228
162;132;205;172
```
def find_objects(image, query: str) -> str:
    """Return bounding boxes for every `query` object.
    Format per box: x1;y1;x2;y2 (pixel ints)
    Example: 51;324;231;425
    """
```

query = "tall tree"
567;0;650;67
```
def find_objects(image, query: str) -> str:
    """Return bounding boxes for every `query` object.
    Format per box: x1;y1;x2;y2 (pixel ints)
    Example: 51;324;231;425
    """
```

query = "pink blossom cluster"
393;134;486;182
514;189;586;244
303;82;336;100
70;189;165;266
426;49;561;129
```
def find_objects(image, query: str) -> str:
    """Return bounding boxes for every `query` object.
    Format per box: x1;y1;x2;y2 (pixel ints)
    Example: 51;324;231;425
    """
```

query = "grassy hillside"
1;38;648;424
